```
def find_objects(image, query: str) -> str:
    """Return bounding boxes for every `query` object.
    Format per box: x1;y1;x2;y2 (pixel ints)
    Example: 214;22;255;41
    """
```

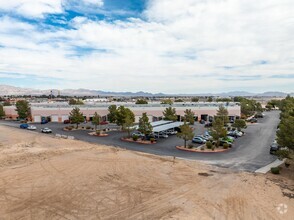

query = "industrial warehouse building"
4;102;241;123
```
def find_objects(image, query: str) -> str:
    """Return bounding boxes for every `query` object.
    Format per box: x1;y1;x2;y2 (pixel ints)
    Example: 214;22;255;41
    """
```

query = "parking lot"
0;110;280;172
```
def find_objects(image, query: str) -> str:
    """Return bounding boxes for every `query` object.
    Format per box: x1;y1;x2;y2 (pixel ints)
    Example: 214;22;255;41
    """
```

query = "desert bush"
86;126;91;129
271;167;280;174
150;138;155;143
188;143;194;149
285;159;291;168
276;149;290;160
132;135;138;141
223;143;229;149
206;141;213;149
200;146;205;151
81;126;85;129
67;127;72;131
211;146;215;151
96;130;101;135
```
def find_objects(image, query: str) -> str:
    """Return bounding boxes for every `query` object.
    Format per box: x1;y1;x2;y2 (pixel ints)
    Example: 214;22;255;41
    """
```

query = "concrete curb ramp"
255;159;285;174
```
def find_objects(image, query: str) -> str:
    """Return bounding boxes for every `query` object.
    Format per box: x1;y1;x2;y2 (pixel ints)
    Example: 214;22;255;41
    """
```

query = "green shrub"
96;130;101;135
211;146;215;151
276;149;290;160
150;138;155;143
188;143;194;149
271;167;280;174
223;143;229;149
200;147;205;151
206;141;213;149
132;135;138;141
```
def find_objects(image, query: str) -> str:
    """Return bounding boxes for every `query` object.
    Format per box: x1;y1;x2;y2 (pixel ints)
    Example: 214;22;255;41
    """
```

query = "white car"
27;125;37;130
41;128;52;133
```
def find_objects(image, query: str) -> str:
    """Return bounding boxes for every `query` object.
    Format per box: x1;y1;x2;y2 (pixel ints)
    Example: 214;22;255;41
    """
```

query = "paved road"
0;111;280;172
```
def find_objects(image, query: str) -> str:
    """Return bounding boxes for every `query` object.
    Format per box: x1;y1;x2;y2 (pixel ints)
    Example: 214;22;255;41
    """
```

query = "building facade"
4;102;241;123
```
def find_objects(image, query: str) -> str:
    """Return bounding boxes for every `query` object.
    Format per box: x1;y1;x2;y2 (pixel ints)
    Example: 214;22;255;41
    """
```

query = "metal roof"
153;121;184;133
133;120;172;129
150;120;172;127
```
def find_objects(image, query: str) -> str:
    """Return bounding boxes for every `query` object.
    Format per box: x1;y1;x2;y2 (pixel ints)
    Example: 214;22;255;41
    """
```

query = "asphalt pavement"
0;110;280;172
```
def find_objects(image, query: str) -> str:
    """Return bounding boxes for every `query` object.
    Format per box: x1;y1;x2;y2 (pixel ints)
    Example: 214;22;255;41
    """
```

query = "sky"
0;0;293;94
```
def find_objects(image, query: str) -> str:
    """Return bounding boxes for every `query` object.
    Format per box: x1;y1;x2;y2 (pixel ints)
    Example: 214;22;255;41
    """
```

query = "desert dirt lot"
0;125;293;220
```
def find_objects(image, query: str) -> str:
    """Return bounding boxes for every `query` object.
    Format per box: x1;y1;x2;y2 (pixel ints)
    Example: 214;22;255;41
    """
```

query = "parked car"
192;136;206;144
154;132;168;138
166;130;177;135
27;125;37;130
41;120;48;124
145;134;157;141
194;135;212;141
212;139;233;147
41;128;52;133
20;123;29;129
270;142;280;154
228;130;243;138
254;112;263;118
248;118;258;123
63;119;70;124
132;131;145;138
100;121;109;125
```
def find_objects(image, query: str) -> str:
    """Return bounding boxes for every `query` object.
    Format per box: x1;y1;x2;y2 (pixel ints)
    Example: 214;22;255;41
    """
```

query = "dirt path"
0;125;293;219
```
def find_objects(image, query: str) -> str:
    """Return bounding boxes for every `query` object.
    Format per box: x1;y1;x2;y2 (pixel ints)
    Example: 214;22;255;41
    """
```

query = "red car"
63;119;70;124
100;121;109;125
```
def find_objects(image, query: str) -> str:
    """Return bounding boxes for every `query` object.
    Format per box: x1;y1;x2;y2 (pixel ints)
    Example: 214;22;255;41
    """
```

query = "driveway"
0;111;280;172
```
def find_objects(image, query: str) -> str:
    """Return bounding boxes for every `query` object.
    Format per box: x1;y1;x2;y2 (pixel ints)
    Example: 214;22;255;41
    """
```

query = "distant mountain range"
0;85;293;97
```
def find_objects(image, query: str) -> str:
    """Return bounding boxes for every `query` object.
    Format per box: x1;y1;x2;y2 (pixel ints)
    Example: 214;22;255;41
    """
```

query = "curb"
120;138;156;145
176;146;230;153
255;159;286;174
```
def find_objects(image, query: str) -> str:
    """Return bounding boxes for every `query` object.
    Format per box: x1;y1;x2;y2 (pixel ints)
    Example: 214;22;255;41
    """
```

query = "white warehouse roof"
153;122;184;133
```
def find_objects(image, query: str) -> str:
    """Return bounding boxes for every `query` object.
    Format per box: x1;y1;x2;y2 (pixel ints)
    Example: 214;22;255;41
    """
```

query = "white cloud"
0;0;64;18
0;0;293;93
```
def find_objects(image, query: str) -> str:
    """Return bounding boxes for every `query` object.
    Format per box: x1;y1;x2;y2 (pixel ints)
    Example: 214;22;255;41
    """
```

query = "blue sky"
0;0;293;93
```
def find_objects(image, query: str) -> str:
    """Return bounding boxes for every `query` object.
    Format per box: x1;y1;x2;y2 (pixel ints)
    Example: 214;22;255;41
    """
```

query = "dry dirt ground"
0;125;293;220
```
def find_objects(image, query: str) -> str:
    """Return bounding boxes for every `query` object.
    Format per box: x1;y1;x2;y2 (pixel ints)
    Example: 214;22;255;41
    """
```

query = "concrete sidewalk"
255;159;285;174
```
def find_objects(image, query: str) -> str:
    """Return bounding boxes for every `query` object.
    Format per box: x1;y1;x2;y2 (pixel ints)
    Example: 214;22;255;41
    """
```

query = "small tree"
184;109;195;125
161;99;173;105
210;118;227;146
92;112;101;131
216;104;229;125
116;106;135;130
0;104;5;118
232;119;247;131
69;107;84;129
15;100;31;120
277;116;294;151
135;99;148;104
69;98;84;105
207;97;213;102
107;105;117;123
163;106;177;121
191;97;199;102
123;114;135;138
138;113;153;137
177;122;194;148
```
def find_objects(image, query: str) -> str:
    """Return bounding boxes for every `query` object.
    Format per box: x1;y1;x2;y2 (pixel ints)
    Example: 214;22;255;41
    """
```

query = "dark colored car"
270;142;279;154
41;120;48;124
199;119;206;124
20;123;29;129
100;121;109;125
249;118;258;123
64;119;70;124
